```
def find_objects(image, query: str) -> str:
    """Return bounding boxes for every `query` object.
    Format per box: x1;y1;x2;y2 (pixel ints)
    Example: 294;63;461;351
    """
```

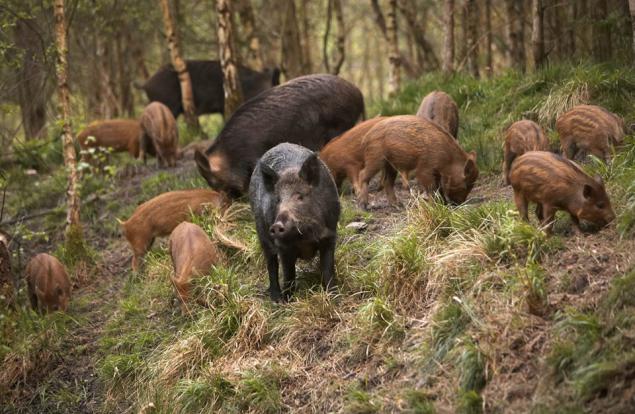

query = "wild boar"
358;115;478;208
319;116;386;193
121;189;230;271
556;104;626;162
140;60;281;118
77;119;142;159
196;74;365;197
249;143;340;302
503;120;550;185
25;253;71;313
509;151;615;233
416;90;459;139
169;222;224;307
139;102;179;167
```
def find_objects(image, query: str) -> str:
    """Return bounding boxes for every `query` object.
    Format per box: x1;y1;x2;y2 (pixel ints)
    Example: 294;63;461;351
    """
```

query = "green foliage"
235;367;284;414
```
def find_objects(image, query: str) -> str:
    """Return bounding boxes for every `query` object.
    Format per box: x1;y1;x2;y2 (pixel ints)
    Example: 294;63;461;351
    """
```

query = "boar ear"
261;162;279;190
299;153;321;186
594;174;604;186
468;151;477;161
583;184;594;199
194;150;214;185
464;157;478;178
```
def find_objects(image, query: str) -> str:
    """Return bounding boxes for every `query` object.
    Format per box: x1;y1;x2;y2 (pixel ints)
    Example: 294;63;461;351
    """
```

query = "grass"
2;62;635;413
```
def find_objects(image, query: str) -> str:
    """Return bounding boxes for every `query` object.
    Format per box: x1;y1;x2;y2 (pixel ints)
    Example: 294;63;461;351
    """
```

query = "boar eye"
596;202;605;209
296;193;304;201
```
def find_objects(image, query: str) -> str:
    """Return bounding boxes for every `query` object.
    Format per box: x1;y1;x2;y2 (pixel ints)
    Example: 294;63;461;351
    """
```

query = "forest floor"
2;63;635;413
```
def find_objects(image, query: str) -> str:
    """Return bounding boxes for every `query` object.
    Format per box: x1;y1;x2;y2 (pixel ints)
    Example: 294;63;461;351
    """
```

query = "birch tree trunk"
466;0;479;78
387;0;401;96
53;0;81;235
630;0;635;64
484;0;493;77
217;0;244;117
160;0;200;129
281;0;306;79
531;0;545;69
443;0;455;73
323;0;346;75
237;0;264;70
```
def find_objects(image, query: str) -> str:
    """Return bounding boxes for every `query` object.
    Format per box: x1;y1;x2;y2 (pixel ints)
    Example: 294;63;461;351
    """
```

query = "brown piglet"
140;102;179;167
556;104;625;162
25;253;71;312
503;120;550;185
319;116;386;193
416;91;459;139
168;222;224;307
509;151;615;233
78;119;142;160
358;115;478;208
121;189;230;271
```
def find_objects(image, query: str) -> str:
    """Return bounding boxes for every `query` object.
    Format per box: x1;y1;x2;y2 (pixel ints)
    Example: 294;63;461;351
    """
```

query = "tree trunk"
53;0;82;234
591;0;611;61
160;0;200;129
506;0;526;72
323;0;346;75
443;0;455;73
14;18;48;140
216;0;244;117
531;0;545;69
397;0;440;72
237;0;264;70
630;0;635;64
466;0;479;78
116;32;134;117
484;0;493;77
281;0;306;79
299;0;313;72
387;0;401;96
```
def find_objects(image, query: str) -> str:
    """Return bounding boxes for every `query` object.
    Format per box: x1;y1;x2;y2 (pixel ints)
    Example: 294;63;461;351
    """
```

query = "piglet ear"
583;184;594;199
594;174;604;186
299;153;321;186
261;162;279;191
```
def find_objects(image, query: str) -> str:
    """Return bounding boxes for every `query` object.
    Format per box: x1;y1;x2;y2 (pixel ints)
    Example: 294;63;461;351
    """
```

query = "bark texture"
506;0;526;72
387;0;401;96
237;0;264;70
217;0;244;117
281;0;307;79
160;0;200;129
630;0;635;64
53;0;81;231
323;0;346;75
443;0;455;73
531;0;545;69
465;0;479;78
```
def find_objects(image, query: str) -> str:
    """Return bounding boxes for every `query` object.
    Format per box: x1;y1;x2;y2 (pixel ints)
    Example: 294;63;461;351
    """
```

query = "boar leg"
415;167;436;200
540;204;557;234
562;140;578;160
513;192;529;221
535;204;544;222
264;248;282;302
382;165;399;205
569;214;583;234
279;250;297;300
319;238;337;293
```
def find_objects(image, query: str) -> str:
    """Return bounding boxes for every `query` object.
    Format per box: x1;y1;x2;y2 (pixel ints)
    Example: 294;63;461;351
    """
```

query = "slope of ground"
1;63;634;413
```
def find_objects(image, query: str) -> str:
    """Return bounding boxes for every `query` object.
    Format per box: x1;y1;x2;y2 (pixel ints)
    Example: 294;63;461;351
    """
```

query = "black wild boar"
249;143;340;302
509;151;615;233
140;60;281;118
196;74;365;197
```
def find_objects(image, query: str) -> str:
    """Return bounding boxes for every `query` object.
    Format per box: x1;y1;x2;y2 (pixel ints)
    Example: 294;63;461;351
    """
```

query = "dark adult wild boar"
139;102;179;167
196;74;365;197
319;116;386;193
556;104;625;162
509;151;615;233
416;91;459;139
169;222;225;307
78;119;142;159
121;189;230;271
358;115;478;208
25;253;71;312
503;120;550;185
249;143;340;302
140;60;281;118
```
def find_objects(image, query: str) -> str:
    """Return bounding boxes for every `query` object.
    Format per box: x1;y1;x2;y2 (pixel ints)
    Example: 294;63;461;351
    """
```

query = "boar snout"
269;211;295;239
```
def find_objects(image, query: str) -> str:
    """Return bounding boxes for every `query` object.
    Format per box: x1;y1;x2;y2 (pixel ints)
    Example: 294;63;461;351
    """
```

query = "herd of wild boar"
10;62;628;313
